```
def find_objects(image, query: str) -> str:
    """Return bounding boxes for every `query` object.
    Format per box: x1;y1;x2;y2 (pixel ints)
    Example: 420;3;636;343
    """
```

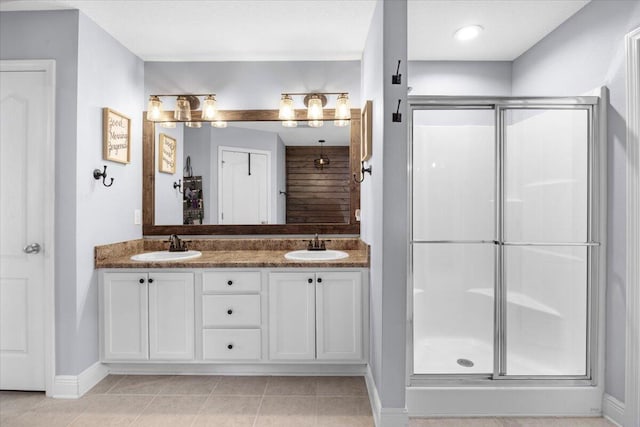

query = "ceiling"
0;0;589;61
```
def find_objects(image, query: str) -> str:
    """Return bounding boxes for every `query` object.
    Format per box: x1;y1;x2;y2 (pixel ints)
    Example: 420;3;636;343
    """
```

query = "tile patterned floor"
0;375;372;427
0;375;617;427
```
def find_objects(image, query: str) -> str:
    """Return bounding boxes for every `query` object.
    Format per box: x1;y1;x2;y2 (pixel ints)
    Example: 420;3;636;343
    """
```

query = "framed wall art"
361;100;372;162
102;107;131;164
158;133;177;174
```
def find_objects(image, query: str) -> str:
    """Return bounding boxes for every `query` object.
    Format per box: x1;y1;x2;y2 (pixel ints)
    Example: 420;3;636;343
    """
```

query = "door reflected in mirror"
154;121;351;226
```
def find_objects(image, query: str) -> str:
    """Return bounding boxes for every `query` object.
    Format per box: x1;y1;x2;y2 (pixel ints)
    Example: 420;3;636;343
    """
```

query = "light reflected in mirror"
154;121;351;226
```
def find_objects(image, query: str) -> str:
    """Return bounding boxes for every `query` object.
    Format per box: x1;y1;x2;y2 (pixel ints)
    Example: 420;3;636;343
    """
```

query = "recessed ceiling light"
454;25;484;41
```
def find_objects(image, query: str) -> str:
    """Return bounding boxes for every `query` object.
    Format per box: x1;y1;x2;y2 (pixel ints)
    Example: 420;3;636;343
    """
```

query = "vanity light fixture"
147;94;219;123
211;120;228;128
314;139;330;170
147;95;163;120
278;92;350;128
454;25;484;41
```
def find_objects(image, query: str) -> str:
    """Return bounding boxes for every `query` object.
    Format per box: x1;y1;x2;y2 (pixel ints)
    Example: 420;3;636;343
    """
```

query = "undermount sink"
130;250;202;262
284;249;349;261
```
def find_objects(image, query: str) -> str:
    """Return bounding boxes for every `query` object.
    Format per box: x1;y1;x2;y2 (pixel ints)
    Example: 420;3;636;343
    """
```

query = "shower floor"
414;336;560;375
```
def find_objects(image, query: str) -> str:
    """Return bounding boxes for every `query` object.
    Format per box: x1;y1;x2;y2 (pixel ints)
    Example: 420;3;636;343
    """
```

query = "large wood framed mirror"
143;108;361;235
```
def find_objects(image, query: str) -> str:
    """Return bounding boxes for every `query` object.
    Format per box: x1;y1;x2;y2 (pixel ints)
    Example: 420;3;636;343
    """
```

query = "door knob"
23;243;41;254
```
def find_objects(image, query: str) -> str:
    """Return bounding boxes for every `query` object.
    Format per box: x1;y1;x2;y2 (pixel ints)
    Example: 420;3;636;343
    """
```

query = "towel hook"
173;179;183;193
93;165;114;187
353;161;372;184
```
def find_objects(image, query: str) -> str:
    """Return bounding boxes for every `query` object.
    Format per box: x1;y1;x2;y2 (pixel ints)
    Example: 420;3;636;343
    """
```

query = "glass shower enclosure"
409;97;603;383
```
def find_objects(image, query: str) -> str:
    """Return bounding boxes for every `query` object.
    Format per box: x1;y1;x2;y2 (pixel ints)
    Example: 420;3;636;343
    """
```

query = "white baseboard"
602;393;625;426
52;362;109;399
106;363;366;376
407;386;604;417
365;365;409;427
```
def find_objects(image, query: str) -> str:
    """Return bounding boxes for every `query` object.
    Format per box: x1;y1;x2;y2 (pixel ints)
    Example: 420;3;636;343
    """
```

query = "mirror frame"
143;108;361;235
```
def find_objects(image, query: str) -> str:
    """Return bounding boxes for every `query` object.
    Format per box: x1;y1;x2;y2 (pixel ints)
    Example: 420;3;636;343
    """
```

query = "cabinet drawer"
203;329;261;360
203;271;261;293
202;295;261;327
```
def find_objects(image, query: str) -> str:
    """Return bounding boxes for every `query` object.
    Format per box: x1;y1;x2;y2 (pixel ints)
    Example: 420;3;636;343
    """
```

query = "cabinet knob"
227;344;233;350
227;280;233;286
139;278;145;284
308;278;313;283
227;309;233;315
317;277;323;283
148;278;154;284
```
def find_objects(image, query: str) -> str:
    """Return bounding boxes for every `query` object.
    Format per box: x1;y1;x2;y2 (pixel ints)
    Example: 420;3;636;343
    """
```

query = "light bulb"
307;95;324;121
147;96;163;121
202;95;217;120
211;121;227;128
174;96;191;121
279;94;295;120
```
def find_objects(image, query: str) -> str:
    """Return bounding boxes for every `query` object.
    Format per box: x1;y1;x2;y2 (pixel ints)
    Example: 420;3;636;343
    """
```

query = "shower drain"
457;358;474;368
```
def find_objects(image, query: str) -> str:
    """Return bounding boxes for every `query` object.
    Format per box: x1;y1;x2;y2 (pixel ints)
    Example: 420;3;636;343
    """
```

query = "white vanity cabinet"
101;272;194;361
269;271;363;361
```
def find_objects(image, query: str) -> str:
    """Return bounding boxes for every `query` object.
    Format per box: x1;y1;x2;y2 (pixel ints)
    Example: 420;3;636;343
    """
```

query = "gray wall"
512;0;640;402
74;12;144;375
361;0;408;412
144;61;361;109
1;10;144;375
408;61;512;96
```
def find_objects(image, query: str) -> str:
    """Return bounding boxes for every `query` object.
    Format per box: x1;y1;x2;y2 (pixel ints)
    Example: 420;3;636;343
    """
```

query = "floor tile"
192;395;261;427
131;395;207;426
8;411;83;427
158;375;219;395
212;376;268;396
0;391;46;418
108;375;174;395
69;394;153;426
255;395;317;427
316;376;368;396
265;376;317;395
317;396;374;427
85;375;124;395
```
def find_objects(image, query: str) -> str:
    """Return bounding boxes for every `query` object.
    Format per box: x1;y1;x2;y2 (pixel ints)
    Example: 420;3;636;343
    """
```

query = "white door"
316;272;363;360
101;273;149;361
219;149;269;224
0;66;50;390
148;273;194;360
268;273;316;360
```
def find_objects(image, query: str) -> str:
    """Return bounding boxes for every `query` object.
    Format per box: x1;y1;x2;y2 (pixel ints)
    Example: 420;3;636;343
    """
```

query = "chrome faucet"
167;234;188;252
308;233;327;251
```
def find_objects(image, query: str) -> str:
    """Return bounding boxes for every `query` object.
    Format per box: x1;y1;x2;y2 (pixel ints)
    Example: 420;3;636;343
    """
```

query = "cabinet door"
148;273;194;360
268;273;315;360
316;272;363;360
102;272;149;361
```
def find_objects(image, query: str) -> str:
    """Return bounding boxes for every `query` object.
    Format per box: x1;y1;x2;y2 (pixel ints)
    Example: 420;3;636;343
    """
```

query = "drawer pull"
139;278;145;284
227;309;233;315
227;344;233;350
227;280;233;286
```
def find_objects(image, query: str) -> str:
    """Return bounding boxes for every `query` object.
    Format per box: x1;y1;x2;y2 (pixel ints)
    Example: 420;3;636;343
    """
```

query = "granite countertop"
95;238;369;269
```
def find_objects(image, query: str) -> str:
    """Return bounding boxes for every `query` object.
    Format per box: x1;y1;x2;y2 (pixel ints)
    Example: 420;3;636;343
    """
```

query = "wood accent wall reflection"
286;146;350;224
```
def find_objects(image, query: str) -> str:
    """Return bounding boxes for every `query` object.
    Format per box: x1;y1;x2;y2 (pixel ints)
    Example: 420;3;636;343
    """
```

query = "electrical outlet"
355;209;361;221
134;209;141;225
